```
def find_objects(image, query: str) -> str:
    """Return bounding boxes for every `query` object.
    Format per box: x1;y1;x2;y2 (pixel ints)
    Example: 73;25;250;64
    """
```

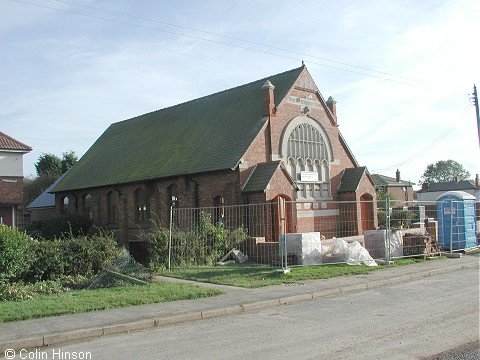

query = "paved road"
9;266;477;360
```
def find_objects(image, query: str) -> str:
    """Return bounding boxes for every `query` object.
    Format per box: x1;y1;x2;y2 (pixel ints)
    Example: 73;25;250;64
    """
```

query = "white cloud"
1;0;479;182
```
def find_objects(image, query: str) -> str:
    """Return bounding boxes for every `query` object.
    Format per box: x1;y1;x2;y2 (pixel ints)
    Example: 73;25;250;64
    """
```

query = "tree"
25;151;78;206
419;160;471;184
34;151;78;178
35;153;62;178
376;188;397;209
61;150;78;173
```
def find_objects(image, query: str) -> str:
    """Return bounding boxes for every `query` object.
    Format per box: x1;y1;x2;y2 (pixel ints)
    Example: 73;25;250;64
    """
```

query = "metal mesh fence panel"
166;199;479;268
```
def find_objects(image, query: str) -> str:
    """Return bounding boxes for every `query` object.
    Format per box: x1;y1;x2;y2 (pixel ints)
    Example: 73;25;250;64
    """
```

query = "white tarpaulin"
321;238;377;267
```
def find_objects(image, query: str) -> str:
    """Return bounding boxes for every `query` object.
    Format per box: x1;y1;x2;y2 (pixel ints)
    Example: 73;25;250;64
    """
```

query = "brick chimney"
476;174;479;189
261;80;275;117
326;96;337;118
422;179;429;191
396;169;400;182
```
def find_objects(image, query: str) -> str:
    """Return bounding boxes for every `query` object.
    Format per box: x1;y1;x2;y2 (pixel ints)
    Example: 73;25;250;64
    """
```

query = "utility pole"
474;84;480;148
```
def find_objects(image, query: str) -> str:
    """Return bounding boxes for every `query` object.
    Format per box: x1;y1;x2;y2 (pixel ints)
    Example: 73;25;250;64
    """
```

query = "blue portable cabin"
436;191;477;250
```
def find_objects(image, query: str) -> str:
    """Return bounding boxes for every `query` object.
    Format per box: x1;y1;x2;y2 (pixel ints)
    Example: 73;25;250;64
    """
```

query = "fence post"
278;197;289;272
168;196;177;272
385;197;391;261
449;198;453;254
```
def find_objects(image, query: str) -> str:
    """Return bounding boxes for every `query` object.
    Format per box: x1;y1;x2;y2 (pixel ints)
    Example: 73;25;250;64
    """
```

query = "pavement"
1;254;478;354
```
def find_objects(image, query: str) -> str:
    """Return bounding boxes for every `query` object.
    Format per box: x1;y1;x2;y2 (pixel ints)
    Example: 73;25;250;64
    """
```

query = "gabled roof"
27;172;69;209
53;66;305;192
0;131;32;152
417;180;475;193
337;166;368;193
372;174;412;188
242;161;293;192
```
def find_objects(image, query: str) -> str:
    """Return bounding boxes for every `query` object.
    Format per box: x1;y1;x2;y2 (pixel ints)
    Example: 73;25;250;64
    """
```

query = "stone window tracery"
283;118;331;199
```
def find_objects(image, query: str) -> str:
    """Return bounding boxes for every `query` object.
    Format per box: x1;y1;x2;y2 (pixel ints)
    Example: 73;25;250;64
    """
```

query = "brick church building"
52;65;377;245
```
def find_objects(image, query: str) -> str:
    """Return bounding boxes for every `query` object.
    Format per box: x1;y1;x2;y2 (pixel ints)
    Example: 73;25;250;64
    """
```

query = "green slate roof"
242;161;289;192
53;67;304;192
337;166;368;193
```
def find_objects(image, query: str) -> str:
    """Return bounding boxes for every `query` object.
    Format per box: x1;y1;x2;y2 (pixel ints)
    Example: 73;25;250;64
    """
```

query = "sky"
1;0;479;189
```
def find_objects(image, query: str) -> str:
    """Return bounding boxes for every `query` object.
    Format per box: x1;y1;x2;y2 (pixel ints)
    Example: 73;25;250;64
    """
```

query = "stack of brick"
402;233;440;257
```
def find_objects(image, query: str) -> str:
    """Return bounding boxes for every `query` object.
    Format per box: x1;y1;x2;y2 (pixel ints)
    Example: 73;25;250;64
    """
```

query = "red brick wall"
0;176;24;204
54;67;377;244
255;67;358;201
55;169;242;244
387;186;414;205
265;167;296;201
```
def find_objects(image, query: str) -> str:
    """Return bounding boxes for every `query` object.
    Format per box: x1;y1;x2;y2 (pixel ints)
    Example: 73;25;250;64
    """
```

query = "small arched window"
82;194;93;219
106;191;116;224
167;184;179;210
61;196;69;214
134;188;148;222
213;196;225;224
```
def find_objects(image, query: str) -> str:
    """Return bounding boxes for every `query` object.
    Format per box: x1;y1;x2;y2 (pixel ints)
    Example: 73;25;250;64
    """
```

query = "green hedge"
0;225;33;283
1;225;119;284
39;213;93;239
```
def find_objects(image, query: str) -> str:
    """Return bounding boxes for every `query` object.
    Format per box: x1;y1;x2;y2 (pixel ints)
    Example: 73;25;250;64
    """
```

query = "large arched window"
282;116;332;199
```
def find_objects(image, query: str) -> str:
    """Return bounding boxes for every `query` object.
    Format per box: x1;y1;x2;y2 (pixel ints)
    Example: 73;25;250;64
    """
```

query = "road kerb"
102;319;155;336
43;327;103;346
241;299;281;312
154;312;203;327
340;283;368;294
389;274;413;284
311;288;342;299
0;336;44;353
201;306;244;319
366;279;392;289
279;293;313;305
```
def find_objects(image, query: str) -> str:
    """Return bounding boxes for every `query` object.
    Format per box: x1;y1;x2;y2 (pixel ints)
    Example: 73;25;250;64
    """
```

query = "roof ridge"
242;164;258;191
53;66;306;192
116;66;305;125
0;131;32;151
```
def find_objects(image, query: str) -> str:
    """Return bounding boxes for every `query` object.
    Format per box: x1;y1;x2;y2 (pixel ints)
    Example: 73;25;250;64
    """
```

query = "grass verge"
0;282;222;323
161;257;442;288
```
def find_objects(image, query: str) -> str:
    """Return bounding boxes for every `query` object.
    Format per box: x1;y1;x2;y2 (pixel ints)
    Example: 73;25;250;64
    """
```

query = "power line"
9;0;467;95
371;104;472;173
48;0;432;88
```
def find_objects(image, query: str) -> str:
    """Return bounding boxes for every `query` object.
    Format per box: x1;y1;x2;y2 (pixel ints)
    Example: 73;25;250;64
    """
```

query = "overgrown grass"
161;257;443;288
0;282;222;323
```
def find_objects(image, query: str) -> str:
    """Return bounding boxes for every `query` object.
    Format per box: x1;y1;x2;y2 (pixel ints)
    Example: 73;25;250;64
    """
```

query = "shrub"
0;280;66;301
377;209;417;229
25;231;119;282
140;211;248;269
62;233;119;276
25;240;64;282
142;226;170;271
390;209;417;229
39;213;93;240
0;225;33;283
